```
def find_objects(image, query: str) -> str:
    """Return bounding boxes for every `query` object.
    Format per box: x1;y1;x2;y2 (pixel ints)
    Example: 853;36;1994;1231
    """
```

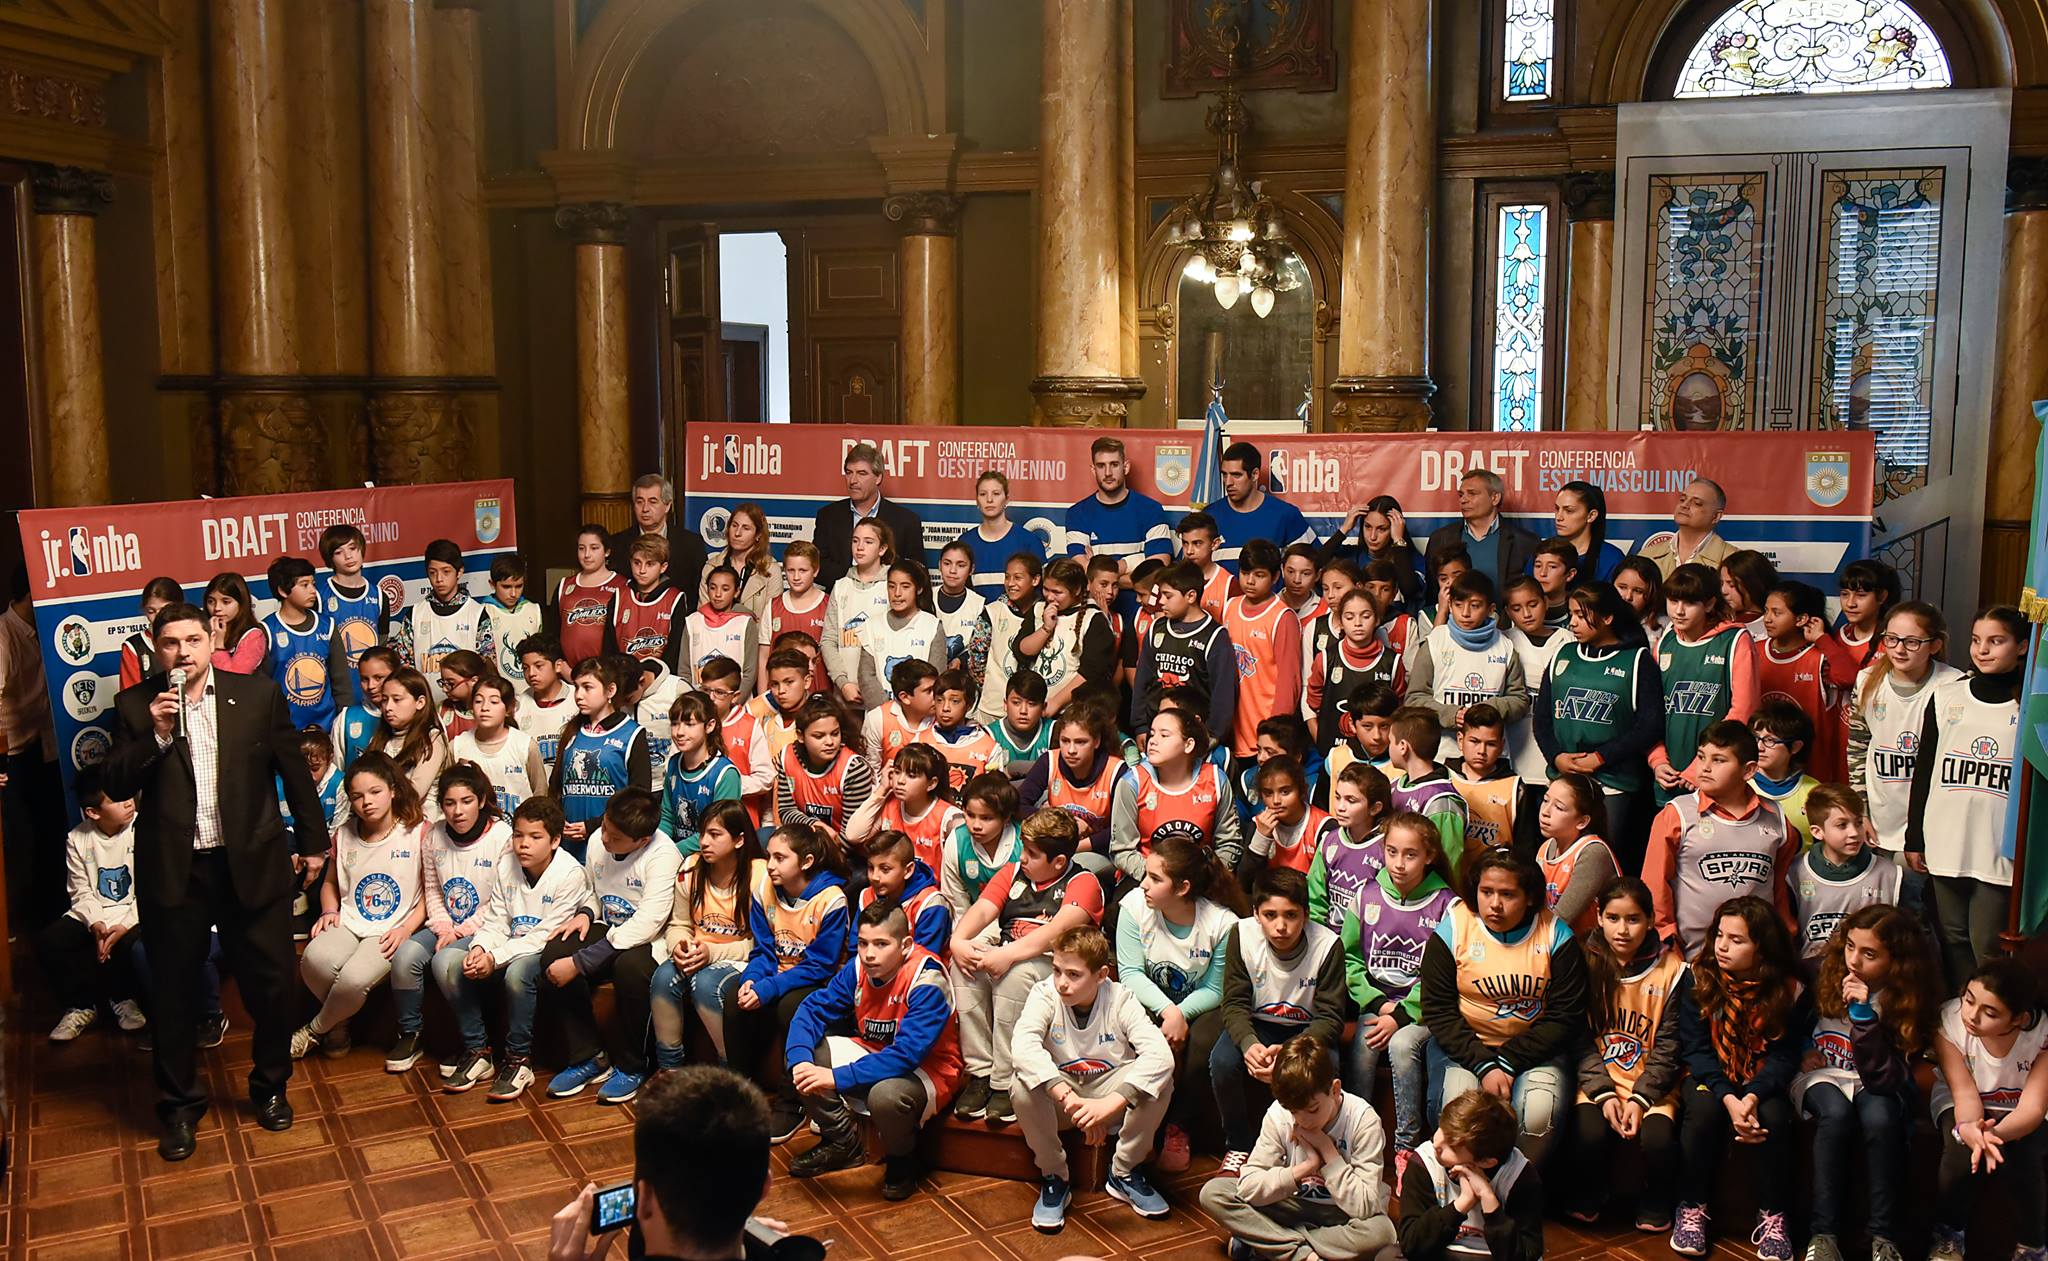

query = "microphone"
169;667;187;742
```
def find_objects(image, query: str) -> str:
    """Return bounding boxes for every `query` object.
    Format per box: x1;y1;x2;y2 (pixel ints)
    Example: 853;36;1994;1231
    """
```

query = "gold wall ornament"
219;392;326;496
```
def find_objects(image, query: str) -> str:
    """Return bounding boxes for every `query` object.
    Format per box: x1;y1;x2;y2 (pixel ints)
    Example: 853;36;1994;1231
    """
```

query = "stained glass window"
1676;1;1952;98
1504;0;1555;101
1492;204;1549;432
1643;175;1767;431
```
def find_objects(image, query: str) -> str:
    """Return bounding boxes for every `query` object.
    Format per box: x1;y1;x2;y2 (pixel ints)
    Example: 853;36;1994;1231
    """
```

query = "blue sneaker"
1032;1175;1070;1234
1105;1170;1169;1219
547;1055;613;1098
597;1070;643;1105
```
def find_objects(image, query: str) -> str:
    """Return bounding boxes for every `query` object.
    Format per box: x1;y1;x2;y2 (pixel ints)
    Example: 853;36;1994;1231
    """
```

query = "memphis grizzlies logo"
97;865;133;902
601;894;636;923
443;876;481;924
355;873;403;922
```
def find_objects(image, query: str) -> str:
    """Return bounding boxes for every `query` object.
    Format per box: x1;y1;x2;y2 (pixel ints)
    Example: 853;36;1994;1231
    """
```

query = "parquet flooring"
5;999;1745;1261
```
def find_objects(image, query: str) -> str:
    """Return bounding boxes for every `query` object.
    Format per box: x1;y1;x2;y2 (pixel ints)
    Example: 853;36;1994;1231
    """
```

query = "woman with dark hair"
1554;481;1627;583
1324;494;1425;600
1536;582;1665;868
1418;847;1588;1163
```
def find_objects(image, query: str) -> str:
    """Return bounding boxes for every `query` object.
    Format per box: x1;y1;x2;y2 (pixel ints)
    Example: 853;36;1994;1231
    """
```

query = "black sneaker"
953;1075;991;1120
984;1088;1015;1125
384;1032;422;1073
768;1102;806;1145
443;1049;495;1093
883;1154;923;1201
788;1128;864;1178
198;1015;228;1049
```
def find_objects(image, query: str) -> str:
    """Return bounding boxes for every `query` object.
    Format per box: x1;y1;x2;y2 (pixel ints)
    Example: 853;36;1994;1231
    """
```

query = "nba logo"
68;527;91;576
723;435;741;475
1267;449;1285;494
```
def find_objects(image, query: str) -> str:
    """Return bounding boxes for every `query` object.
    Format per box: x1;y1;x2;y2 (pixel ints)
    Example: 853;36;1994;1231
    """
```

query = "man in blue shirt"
1422;466;1539;591
1210;442;1317;573
954;470;1046;600
1063;436;1173;615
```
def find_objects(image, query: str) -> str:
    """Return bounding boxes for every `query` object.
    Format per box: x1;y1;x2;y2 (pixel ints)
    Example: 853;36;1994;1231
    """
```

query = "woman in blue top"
1554;481;1628;584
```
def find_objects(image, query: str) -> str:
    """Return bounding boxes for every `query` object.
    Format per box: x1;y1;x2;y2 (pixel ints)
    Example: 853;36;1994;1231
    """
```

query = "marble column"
1329;0;1435;432
1987;158;2048;609
558;203;634;534
212;0;321;494
1562;173;1616;432
29;166;111;507
1030;0;1143;427
885;193;960;426
365;0;466;484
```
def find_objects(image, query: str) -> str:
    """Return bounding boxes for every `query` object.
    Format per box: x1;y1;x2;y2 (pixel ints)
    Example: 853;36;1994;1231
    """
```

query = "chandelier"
1161;70;1302;318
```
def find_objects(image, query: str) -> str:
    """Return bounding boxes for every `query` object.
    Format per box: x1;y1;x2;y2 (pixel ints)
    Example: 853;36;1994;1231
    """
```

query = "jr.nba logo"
68;527;92;576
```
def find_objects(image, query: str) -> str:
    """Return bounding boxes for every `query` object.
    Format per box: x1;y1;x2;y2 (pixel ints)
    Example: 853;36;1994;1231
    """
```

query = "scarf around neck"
1446;616;1501;653
1711;975;1772;1086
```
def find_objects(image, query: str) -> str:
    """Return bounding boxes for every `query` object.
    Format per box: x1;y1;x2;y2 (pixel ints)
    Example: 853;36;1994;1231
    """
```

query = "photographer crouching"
549;1067;826;1261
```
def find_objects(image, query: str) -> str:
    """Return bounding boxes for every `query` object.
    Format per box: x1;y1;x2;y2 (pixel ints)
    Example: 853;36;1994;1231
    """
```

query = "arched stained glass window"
1675;0;1952;98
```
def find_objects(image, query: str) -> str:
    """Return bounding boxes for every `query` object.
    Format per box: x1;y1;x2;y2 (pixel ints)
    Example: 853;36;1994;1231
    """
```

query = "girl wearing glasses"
1847;602;1958;914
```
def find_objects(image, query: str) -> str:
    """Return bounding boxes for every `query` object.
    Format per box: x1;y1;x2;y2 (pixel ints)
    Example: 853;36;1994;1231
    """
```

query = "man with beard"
1063;435;1173;618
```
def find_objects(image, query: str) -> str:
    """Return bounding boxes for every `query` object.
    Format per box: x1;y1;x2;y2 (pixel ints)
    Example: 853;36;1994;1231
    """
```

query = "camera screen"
593;1183;636;1231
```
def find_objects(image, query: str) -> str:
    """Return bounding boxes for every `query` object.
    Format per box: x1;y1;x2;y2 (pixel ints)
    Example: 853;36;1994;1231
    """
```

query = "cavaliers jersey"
1919;675;2018;884
919;724;1005;795
1594;950;1685;1101
1440;900;1567;1048
779;744;863;831
1756;639;1846;782
1131;762;1226;857
1224;596;1303;757
1855;660;1961;851
613;585;686;663
264;610;336;730
881;797;958;872
556;572;626;665
322;575;383;700
851;948;964;1107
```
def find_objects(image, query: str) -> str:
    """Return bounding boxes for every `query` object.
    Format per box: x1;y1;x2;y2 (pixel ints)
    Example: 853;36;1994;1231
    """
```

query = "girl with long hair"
203;571;268;674
1554;480;1627;583
1535;582;1664;869
547;656;651;861
822;518;895;706
660;690;741;856
1927;957;2048;1261
652;799;770;1068
377;668;452;822
701;502;780;623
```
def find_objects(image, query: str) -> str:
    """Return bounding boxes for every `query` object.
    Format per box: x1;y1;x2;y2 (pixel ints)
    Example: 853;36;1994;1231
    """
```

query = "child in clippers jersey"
548;657;650;863
658;690;740;857
1405;572;1529;763
557;524;628;667
650;800;768;1068
784;899;963;1200
1572;877;1685;1229
1925;957;2048;1261
948;808;1104;1126
387;764;510;1076
1308;761;1393;932
449;675;547;815
1343;812;1457;1158
1847;602;1957;880
845;742;958;875
607;534;689;673
728;821;852;1142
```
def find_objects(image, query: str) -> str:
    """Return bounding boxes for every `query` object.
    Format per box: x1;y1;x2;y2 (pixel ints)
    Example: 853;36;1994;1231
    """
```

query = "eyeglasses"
1753;733;1785;748
704;685;741;699
1880;633;1935;650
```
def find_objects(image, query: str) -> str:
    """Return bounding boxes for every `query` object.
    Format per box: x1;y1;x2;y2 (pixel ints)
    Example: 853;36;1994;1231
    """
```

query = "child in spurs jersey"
651;799;768;1068
1572;877;1685;1230
548;656;650;862
1533;772;1615;934
449;675;547;814
727;821;852;1142
1342;812;1457;1159
481;555;541;697
607;533;689;674
1644;721;1797;960
1447;705;1519;855
557;524;627;668
319;524;385;704
759;540;830;695
515;634;575;776
846;742;958;875
453;796;590;1100
1794;904;1936;1261
389;540;494;702
861;658;938;770
1111;707;1245;887
1788;784;1899;962
386;764;510;1077
659;690;740;857
1308;761;1393;933
1306;588;1403;756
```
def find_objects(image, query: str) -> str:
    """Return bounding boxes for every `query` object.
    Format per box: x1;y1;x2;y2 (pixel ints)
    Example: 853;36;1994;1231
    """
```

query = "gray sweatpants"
1198;1177;1399;1261
1012;1059;1172;1181
800;1035;933;1158
300;924;394;1035
953;948;1050;1089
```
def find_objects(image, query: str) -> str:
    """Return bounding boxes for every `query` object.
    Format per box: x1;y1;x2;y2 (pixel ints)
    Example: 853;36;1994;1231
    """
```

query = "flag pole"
2003;617;2046;956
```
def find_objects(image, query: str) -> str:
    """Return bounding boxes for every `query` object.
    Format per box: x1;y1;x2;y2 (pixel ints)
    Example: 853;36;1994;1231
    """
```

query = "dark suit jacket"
811;498;927;589
100;669;329;910
1424;516;1542;592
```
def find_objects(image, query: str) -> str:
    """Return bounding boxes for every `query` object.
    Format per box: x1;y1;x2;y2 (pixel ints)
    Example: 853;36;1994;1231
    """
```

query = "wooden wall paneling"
789;220;900;422
658;222;724;478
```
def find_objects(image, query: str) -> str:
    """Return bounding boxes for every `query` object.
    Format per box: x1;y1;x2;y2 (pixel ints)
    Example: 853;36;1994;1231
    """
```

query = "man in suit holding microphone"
102;601;329;1161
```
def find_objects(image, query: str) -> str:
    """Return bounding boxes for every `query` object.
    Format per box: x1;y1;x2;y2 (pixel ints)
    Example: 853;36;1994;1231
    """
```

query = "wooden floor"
6;1008;1746;1261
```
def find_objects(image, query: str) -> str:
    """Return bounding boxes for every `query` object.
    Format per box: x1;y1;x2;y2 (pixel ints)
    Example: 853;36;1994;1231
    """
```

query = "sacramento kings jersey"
1351;878;1456;1001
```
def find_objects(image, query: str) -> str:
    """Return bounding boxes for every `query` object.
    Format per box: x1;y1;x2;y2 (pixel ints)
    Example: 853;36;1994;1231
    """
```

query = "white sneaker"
289;1023;319;1060
112;1000;147;1032
49;1008;96;1042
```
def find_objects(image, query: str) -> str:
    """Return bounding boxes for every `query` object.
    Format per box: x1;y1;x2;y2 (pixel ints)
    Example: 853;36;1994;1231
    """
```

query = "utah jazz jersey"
1655;625;1747;799
1546;643;1649;793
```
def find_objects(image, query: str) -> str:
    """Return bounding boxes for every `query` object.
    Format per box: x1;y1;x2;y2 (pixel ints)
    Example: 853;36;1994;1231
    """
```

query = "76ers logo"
355;873;402;921
443;876;481;923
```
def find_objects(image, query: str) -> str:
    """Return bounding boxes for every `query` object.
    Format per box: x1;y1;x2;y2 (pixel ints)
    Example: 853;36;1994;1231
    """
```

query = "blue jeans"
1346;1017;1432;1150
390;928;474;1036
448;951;544;1058
650;958;746;1068
1424;1039;1569;1163
1804;1083;1908;1237
135;932;223;1020
1210;1018;1338;1151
